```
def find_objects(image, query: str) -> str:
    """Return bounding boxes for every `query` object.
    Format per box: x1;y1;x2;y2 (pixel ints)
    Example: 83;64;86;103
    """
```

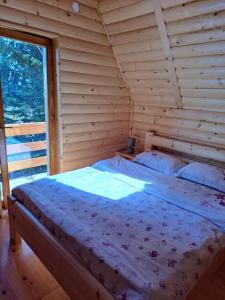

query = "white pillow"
133;150;187;175
177;162;225;193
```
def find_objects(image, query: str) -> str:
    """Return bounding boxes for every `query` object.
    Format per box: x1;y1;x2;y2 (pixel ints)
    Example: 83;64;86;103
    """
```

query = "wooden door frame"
0;82;10;212
0;28;57;209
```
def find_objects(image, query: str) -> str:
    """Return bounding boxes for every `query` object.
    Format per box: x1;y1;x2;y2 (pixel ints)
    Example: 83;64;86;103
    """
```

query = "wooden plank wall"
0;0;131;172
98;0;225;159
1;0;225;169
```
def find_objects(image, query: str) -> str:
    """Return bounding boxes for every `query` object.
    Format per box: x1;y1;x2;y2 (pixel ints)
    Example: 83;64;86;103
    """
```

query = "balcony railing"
3;122;47;173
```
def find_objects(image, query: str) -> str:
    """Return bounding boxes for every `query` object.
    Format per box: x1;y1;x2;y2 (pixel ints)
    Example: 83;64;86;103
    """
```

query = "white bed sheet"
12;156;225;300
93;156;225;232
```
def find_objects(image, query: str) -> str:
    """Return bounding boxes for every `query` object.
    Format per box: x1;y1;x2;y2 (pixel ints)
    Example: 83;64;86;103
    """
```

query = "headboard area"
145;131;225;168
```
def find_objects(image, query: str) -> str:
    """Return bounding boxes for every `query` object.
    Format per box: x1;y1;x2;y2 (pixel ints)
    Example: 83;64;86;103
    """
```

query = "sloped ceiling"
98;0;225;152
1;0;225;169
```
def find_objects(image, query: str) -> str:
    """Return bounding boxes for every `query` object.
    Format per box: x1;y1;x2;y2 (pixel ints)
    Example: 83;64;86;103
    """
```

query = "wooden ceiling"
98;0;225;154
0;0;225;168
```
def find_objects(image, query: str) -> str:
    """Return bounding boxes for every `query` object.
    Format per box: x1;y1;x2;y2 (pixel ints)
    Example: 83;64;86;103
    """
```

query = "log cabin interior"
0;0;225;299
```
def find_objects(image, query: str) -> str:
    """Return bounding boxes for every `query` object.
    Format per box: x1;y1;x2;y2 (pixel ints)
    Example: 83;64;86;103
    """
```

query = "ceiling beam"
152;0;183;109
97;5;134;135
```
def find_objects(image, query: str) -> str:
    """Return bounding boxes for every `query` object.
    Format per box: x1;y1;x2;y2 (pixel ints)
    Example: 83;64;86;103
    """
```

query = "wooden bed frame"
145;131;225;168
8;131;225;300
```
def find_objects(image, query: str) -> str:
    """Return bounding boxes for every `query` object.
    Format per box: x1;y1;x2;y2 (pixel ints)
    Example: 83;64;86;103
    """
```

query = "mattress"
12;156;225;300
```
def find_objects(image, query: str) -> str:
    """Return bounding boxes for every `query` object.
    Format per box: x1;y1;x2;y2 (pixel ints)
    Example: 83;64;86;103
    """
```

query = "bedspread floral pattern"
13;160;225;300
94;157;225;231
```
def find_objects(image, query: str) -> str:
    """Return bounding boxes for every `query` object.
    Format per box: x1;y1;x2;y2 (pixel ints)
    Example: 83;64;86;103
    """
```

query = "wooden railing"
4;122;47;173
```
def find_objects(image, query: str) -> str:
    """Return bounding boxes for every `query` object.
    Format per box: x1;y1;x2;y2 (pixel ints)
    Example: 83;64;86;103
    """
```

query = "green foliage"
0;37;46;124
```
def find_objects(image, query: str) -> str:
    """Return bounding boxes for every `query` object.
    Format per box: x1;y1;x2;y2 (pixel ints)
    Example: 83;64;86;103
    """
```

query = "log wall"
99;0;225;162
1;0;225;169
0;0;130;172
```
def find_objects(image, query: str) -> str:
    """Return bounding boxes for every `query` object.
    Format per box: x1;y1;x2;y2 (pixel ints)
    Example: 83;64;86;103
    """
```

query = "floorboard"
0;212;69;300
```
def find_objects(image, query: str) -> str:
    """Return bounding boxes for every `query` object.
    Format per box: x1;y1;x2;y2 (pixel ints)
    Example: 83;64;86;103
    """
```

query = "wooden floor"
1;210;225;300
0;211;69;300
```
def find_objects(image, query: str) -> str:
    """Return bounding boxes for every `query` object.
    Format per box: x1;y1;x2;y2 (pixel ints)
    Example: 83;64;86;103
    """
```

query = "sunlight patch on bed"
53;170;146;201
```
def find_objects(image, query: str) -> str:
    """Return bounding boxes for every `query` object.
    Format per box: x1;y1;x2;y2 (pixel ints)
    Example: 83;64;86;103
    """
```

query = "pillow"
133;150;187;175
177;162;225;193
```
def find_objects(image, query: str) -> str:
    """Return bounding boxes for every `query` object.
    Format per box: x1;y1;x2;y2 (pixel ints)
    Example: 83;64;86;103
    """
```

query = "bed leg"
8;214;21;246
8;197;21;246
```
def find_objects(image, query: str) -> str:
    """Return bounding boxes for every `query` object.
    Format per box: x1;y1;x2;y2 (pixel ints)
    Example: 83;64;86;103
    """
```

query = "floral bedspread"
12;157;225;300
93;156;225;231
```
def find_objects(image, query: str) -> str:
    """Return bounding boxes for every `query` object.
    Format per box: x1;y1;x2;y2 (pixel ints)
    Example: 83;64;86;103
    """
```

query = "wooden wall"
1;0;225;169
98;0;225;161
0;0;131;172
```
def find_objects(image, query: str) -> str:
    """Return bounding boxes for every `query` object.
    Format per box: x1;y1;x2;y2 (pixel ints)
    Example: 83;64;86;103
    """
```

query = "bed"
8;131;225;300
